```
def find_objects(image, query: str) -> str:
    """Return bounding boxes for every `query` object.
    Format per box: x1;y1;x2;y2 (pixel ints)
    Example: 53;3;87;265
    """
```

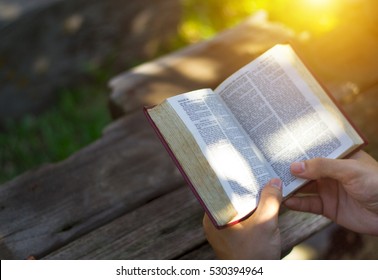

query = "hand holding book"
203;178;283;260
145;44;366;228
286;150;378;236
203;150;378;259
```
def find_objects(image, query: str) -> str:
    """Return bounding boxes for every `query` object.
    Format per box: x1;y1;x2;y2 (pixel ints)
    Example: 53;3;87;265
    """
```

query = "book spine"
143;106;223;229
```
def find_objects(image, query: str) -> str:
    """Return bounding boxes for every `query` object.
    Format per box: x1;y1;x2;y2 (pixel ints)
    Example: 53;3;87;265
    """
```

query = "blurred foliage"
0;86;111;183
179;0;265;42
179;0;376;42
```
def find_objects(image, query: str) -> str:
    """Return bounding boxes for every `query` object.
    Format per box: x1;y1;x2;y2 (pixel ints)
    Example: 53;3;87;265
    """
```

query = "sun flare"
288;0;341;34
305;0;335;8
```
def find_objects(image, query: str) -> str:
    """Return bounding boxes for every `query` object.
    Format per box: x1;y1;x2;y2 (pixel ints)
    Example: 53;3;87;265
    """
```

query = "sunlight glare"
278;0;341;34
283;244;318;260
303;0;340;32
206;145;260;216
305;0;334;8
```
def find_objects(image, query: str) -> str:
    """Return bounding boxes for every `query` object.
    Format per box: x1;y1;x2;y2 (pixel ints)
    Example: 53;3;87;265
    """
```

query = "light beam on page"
205;143;263;217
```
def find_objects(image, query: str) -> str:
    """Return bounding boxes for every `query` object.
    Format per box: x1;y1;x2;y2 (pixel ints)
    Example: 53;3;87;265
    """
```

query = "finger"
290;157;355;183
350;150;378;166
294;180;318;194
254;178;283;225
203;214;216;232
203;214;210;227
284;195;324;215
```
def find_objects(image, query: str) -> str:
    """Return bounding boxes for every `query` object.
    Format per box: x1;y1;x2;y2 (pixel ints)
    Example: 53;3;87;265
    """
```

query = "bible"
144;44;366;228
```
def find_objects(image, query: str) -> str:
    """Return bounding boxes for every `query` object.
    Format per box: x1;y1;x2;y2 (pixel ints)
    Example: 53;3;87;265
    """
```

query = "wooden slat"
279;210;330;254
179;243;216;260
43;186;330;260
44;187;205;259
0;111;184;259
108;13;294;117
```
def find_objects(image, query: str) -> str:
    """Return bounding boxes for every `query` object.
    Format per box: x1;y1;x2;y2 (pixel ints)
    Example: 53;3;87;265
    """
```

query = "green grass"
0;86;111;184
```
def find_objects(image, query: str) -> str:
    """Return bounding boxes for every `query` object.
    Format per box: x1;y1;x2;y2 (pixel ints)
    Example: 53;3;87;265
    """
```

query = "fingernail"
270;178;282;189
291;162;305;173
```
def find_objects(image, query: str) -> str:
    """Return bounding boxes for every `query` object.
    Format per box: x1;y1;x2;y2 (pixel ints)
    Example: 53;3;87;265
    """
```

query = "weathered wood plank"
279;210;330;254
0;111;183;259
178;243;216;260
44;187;205;259
43;185;330;260
109;12;294;117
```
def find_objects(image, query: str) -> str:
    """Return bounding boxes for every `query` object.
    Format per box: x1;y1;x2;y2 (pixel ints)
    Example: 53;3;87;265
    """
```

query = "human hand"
203;178;283;259
285;150;378;235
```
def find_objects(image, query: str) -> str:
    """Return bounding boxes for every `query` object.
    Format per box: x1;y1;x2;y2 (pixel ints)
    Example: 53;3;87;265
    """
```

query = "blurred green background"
0;0;376;183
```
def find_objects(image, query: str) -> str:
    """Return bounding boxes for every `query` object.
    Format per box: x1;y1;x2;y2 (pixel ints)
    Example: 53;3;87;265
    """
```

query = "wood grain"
44;186;330;259
44;187;205;259
0;111;183;259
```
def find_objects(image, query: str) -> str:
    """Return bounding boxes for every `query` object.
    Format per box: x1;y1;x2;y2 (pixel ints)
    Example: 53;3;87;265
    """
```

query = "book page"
167;89;271;216
216;45;355;196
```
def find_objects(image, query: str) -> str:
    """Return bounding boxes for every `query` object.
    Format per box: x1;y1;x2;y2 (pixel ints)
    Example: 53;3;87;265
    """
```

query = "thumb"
290;157;355;183
254;178;283;224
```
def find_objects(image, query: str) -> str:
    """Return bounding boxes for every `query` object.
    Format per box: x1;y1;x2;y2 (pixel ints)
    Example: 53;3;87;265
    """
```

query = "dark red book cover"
143;106;230;229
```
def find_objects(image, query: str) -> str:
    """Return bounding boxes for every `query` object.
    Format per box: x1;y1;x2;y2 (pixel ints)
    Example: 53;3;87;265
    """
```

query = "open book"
144;44;366;228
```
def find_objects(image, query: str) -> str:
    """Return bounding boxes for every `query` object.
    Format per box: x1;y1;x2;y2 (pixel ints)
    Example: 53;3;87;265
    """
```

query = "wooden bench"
1;13;376;260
